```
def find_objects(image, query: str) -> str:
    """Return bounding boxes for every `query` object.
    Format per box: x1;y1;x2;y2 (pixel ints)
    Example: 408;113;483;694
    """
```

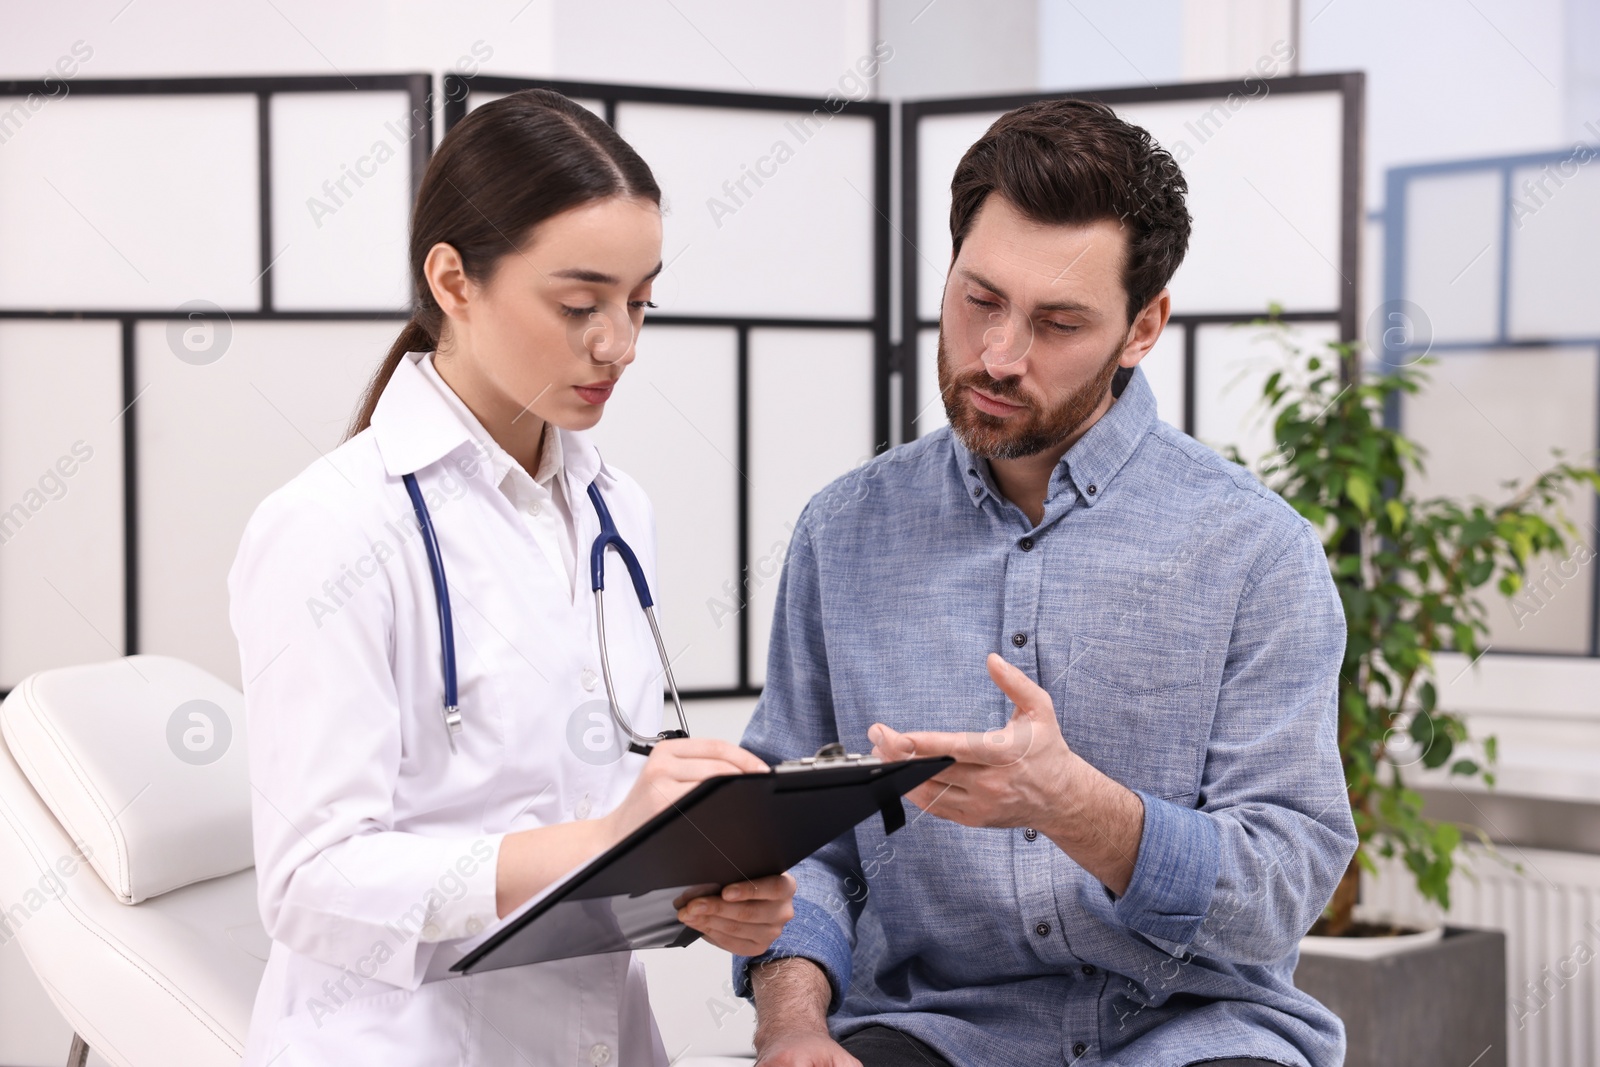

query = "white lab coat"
227;350;671;1066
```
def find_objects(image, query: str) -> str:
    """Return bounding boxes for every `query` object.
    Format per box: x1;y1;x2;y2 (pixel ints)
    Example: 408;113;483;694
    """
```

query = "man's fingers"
905;778;965;812
867;722;917;759
986;653;1056;720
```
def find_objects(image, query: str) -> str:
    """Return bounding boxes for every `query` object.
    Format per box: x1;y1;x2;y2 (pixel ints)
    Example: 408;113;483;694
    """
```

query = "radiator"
1358;844;1600;1067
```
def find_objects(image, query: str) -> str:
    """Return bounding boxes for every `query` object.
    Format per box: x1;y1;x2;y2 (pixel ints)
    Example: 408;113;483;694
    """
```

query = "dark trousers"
838;1027;1283;1067
839;1025;954;1066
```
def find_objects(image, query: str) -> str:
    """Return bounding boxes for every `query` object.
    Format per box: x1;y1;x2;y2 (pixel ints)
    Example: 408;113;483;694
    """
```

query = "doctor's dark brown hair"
947;97;1191;326
345;88;661;439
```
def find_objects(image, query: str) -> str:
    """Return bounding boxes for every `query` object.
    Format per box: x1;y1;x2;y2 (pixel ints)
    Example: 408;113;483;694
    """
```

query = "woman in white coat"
227;89;795;1066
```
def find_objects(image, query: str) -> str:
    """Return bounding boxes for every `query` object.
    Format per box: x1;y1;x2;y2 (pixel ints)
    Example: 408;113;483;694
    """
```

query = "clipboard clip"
773;741;884;773
774;742;906;835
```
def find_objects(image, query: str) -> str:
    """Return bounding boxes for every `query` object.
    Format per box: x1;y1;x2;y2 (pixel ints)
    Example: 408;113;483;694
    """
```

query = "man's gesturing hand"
867;653;1146;895
867;653;1074;829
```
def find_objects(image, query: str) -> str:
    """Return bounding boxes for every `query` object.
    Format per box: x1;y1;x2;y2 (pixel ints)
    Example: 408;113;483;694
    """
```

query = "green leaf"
1347;471;1374;516
1421;732;1454;769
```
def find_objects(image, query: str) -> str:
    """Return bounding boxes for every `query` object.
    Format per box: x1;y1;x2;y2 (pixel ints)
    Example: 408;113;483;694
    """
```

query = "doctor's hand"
601;737;769;844
676;871;797;957
598;738;797;955
867;653;1145;896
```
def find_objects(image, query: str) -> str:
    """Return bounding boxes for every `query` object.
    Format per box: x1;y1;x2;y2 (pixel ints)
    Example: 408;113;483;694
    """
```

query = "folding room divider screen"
0;69;1372;702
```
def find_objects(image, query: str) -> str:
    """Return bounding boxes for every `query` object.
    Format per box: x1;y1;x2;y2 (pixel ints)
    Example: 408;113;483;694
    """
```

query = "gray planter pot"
1294;925;1506;1067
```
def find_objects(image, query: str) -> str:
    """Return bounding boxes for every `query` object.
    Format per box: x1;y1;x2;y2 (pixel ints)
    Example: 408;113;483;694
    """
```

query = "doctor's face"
936;194;1159;459
439;195;664;433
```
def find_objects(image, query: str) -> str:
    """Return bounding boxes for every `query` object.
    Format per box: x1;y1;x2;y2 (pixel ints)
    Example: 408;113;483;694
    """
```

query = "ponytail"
344;315;438;440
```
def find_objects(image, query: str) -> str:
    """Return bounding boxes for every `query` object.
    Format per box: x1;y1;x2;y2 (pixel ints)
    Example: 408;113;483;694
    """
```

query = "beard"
936;329;1125;460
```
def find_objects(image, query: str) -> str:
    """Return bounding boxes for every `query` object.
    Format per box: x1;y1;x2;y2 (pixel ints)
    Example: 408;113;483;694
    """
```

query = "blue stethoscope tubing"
402;471;690;756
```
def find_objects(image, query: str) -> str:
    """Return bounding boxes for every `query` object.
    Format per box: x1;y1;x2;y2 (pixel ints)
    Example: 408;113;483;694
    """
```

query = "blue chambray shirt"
732;366;1358;1067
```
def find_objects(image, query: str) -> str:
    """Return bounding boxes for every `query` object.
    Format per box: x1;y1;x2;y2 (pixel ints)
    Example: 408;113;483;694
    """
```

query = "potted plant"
1225;314;1600;1067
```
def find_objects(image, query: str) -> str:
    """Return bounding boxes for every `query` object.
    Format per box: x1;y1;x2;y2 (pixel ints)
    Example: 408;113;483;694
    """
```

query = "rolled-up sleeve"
228;484;505;991
1111;522;1357;964
1112;790;1220;954
731;506;862;1012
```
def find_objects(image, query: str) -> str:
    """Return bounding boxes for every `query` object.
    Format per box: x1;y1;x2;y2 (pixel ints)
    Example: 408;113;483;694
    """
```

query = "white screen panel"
916;111;1003;321
466;92;604;120
587;325;740;691
747;329;875;686
0;95;259;311
1194;320;1339;466
915;326;948;436
0;321;124;688
1118;92;1343;314
270;92;413;311
1140;322;1186;427
1404;347;1598;654
616;103;875;319
916;92;1344;321
1404;169;1502;344
134;320;394;686
1509;162;1600;340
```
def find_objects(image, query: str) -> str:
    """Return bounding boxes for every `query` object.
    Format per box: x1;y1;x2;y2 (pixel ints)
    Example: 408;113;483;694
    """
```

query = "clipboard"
450;754;952;974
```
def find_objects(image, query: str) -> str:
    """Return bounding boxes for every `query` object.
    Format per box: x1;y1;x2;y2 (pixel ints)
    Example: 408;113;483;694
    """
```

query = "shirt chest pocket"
1055;634;1220;804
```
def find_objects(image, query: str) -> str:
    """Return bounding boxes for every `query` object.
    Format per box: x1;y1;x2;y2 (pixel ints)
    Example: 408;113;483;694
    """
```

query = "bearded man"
730;98;1358;1067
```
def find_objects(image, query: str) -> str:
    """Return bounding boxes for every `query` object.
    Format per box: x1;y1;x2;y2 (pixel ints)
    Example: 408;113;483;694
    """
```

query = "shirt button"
528;500;543;516
1072;1041;1088;1058
581;667;599;691
972;486;982;497
1012;632;1028;648
1034;921;1050;937
1081;963;1096;976
1019;536;1034;551
1085;484;1097;496
1023;827;1038;841
575;794;592;819
589;1043;612;1065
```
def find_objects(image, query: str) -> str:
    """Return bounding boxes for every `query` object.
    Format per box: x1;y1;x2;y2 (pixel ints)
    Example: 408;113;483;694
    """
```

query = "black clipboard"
451;755;952;974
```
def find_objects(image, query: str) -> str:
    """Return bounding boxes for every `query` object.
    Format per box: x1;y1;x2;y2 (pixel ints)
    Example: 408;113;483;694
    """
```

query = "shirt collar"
369;350;610;491
951;363;1158;511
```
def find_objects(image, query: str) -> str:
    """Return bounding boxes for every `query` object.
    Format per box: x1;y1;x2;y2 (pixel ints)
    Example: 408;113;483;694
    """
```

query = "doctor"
228;88;794;1066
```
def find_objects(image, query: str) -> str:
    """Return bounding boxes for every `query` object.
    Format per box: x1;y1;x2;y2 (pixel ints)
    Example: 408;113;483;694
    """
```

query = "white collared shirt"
228;350;667;1066
415;351;580;597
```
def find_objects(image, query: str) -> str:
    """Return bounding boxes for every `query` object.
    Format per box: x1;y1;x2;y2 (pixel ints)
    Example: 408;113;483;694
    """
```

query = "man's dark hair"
949;98;1192;325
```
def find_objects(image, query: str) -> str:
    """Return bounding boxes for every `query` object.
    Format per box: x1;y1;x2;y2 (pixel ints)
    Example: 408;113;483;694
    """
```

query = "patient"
733;99;1358;1067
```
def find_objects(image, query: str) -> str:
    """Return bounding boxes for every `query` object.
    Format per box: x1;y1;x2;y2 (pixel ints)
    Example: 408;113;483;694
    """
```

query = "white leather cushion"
0;654;252;904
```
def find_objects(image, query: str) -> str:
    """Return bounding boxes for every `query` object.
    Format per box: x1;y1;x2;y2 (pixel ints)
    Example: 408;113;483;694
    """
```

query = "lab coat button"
581;668;599;691
576;794;593;820
589;1042;612;1065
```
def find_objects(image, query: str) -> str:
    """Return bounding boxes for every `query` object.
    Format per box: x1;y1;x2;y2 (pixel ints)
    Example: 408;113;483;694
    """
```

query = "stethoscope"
401;469;690;757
